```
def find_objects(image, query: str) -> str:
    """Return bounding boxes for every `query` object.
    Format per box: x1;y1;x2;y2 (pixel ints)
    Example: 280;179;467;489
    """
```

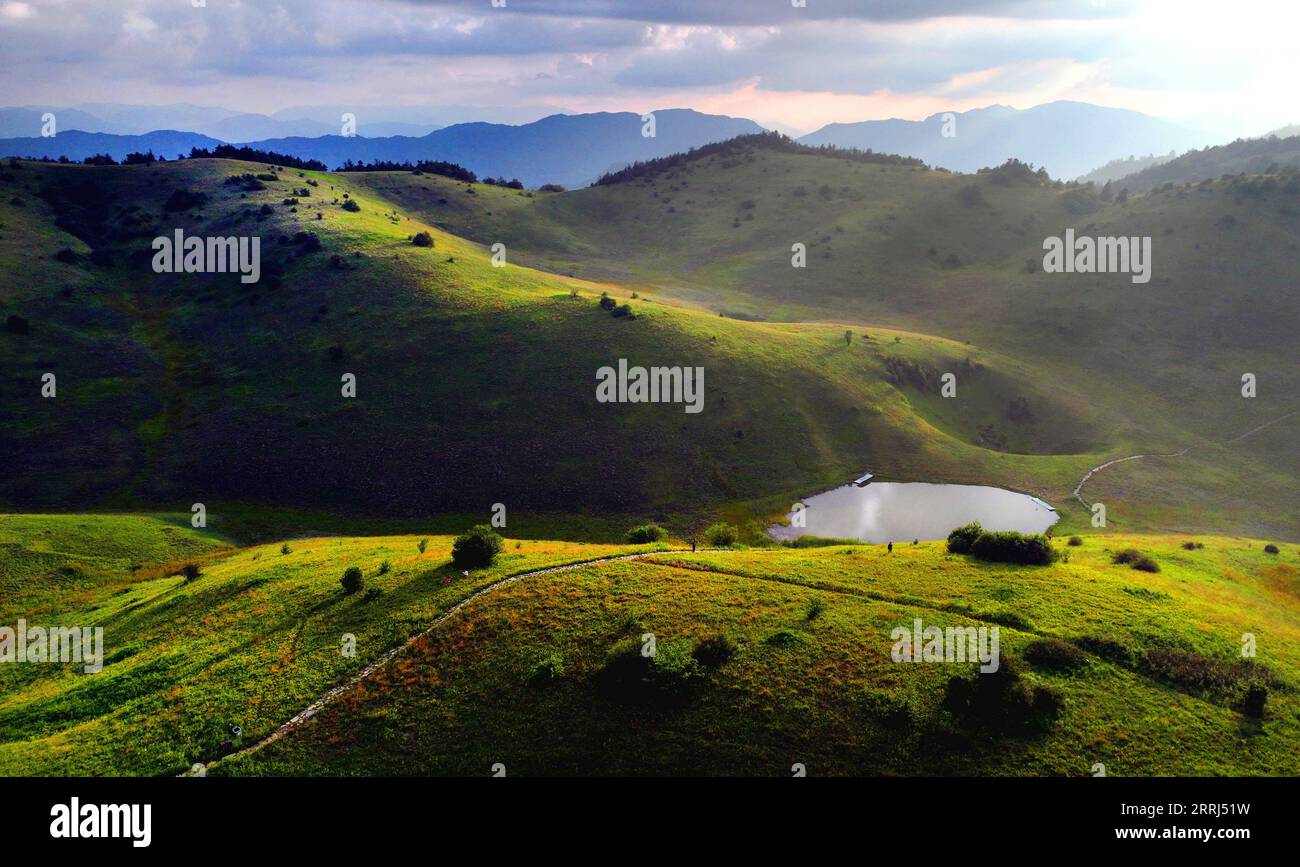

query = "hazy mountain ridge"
0;109;765;188
801;101;1212;180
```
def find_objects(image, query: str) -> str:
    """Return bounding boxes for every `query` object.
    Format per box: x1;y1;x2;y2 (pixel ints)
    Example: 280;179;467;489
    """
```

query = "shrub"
181;563;202;582
1264;543;1280;554
943;657;1061;735
378;560;390;575
597;294;617;310
526;651;565;686
163;189;208;212
611;303;633;318
340;566;363;594
417;538;428;553
341;199;360;212
947;522;982;554
280;544;291;555
1112;548;1143;565
1067;536;1083;546
805;596;826;621
1132;555;1160;573
625;524;667;544
692;634;737;667
1242;684;1267;718
1024;638;1085;672
451;524;503;569
598;637;699;702
1182;540;1205;550
969;530;1057;565
411;231;434;247
704;522;738;547
860;688;914;732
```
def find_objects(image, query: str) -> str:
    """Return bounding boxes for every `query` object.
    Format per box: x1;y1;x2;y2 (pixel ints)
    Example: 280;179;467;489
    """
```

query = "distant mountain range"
799;101;1214;180
0;104;446;142
1;101;1269;188
0;109;765;188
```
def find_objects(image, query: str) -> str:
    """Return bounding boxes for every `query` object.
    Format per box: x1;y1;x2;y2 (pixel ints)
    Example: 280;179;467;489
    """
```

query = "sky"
1;0;1296;136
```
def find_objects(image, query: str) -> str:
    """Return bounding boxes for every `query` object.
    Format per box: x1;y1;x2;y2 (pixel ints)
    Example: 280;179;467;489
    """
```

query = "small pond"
768;480;1058;544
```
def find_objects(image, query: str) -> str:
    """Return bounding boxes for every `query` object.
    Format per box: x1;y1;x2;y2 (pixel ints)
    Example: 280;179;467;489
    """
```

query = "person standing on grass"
887;541;893;553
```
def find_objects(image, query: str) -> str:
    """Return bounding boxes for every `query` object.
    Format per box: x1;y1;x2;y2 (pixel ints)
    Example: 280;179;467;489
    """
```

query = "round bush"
626;523;667;544
412;231;434;247
340;566;363;594
704;522;739;547
451;524;503;569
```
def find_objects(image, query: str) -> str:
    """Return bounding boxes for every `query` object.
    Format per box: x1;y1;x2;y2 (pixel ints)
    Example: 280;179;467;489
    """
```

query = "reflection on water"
769;481;1058;544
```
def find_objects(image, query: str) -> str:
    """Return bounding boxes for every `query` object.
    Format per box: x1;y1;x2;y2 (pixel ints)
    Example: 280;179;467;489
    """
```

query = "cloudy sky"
1;0;1295;135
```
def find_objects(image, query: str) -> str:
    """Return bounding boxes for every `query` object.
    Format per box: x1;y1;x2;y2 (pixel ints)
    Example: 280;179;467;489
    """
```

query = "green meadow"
0;138;1296;777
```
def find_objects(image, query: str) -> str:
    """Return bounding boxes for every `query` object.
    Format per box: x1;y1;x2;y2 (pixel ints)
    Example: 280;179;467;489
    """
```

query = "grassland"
5;514;1287;777
346;143;1300;539
0;155;1146;537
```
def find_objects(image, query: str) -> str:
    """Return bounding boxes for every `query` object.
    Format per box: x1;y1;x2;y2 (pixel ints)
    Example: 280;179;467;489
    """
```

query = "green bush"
451;524;503;569
1067;536;1083;546
1024;638;1086;672
946;522;982;554
411;231;434;247
526;651;565;686
181;563;202;582
692;634;736;667
598;637;699;702
341;199;360;212
961;527;1057;565
1113;548;1142;564
340;566;363;594
1132;555;1160;573
704;522;739;547
1264;543;1280;555
625;523;667;544
805;596;826;621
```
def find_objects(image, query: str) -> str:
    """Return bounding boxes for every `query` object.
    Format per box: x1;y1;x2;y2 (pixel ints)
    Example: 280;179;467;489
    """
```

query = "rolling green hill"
2;514;1293;776
340;137;1300;539
1;155;1132;536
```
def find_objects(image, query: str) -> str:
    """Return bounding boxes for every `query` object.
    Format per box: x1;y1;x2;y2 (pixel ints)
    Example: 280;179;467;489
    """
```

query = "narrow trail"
189;548;708;774
1071;409;1299;509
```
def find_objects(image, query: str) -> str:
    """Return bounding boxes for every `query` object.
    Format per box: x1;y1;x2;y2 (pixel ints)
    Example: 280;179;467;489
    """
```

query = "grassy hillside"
343;140;1300;539
0;513;667;775
200;531;1294;777
2;515;1294;776
1;156;1127;534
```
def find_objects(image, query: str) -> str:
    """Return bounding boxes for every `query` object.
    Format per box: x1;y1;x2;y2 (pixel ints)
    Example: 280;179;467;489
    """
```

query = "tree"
452;525;503;569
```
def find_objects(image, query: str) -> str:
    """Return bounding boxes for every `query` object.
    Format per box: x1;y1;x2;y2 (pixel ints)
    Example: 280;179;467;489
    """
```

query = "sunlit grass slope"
0;513;666;775
1;157;1115;529
343;143;1300;539
218;532;1299;777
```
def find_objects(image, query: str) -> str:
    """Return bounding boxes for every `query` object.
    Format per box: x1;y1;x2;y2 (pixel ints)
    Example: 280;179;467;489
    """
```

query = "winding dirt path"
1071;409;1299;509
187;548;704;774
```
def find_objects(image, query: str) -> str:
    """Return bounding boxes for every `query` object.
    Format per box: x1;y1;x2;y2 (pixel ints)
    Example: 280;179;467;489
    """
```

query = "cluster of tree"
593;131;926;187
481;176;524;189
976;158;1052;186
187;145;327;171
1115;135;1300;194
336;158;477;183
